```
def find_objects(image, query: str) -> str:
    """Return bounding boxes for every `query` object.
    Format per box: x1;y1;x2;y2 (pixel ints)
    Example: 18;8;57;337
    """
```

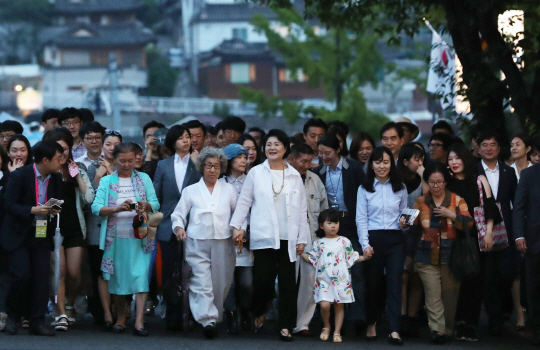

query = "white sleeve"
230;170;255;230
171;187;191;234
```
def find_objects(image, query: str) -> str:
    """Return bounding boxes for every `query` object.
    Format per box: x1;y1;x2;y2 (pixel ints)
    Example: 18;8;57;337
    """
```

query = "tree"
145;45;178;97
254;0;540;138
239;8;390;134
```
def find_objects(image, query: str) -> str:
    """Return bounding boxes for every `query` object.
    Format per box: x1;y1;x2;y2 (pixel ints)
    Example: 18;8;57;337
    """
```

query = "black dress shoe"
279;330;293;342
103;321;114;332
133;328;149;337
203;325;215;340
226;310;239;335
113;325;126;333
29;325;56;336
388;334;403;345
430;331;448;344
5;317;18;335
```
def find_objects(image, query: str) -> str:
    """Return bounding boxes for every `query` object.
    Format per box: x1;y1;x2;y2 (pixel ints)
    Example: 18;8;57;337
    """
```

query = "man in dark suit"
153;125;201;331
312;134;366;334
0;140;63;336
476;131;518;335
514;164;540;345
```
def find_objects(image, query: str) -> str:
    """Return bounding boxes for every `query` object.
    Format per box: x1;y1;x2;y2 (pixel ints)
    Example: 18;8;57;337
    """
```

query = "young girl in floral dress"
302;209;364;343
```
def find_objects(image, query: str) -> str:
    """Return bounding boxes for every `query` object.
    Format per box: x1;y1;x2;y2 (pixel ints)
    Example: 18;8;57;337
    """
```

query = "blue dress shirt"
325;157;347;212
356;178;408;251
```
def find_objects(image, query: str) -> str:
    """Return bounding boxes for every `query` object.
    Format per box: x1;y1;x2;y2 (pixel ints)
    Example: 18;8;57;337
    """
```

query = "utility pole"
108;53;121;132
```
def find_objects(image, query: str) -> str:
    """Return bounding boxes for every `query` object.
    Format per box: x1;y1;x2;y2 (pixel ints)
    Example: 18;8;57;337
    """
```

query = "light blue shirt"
325;157;347;211
34;165;51;220
356;178;408;251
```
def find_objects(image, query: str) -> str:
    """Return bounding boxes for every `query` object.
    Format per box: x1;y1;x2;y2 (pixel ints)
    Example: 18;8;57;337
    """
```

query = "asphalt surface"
0;313;535;350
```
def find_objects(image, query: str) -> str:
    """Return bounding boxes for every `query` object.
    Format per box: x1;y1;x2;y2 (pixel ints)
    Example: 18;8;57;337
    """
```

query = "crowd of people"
1;108;540;346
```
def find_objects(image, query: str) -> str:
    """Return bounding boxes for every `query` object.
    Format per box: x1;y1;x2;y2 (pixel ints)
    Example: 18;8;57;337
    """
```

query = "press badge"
35;220;47;238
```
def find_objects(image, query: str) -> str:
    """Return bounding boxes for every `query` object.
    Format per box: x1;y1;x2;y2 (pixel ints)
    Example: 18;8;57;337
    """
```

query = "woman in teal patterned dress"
92;143;160;337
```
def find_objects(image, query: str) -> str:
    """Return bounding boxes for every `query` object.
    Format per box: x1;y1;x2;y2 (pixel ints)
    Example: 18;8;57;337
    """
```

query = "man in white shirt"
476;131;518;336
58;108;86;159
288;143;328;336
75;121;105;169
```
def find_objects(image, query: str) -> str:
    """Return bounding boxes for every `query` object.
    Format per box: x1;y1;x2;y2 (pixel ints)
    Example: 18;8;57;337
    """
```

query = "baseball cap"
223;144;248;160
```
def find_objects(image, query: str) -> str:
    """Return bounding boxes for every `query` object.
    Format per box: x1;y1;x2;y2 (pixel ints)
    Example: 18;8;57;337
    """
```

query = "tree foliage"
0;0;54;26
145;45;178;97
239;7;390;133
254;0;540;137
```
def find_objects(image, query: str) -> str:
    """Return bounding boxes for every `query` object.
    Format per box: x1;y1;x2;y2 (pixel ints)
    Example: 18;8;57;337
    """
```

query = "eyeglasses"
0;133;15;140
105;130;121;136
204;163;221;170
428;143;444;149
84;136;102;143
61;120;81;128
428;181;446;187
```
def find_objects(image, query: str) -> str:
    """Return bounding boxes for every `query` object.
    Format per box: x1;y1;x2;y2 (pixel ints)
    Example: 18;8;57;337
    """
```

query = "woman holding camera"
92;143;160;337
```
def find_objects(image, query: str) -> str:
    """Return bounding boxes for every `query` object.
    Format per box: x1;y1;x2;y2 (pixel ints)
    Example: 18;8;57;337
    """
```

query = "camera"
129;202;138;210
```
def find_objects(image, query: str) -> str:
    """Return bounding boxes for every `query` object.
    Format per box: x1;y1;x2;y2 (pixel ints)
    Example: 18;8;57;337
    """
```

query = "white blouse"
171;179;245;240
230;160;310;262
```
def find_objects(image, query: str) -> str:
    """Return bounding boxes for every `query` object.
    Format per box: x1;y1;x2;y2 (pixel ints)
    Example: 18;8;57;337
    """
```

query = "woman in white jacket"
230;129;309;342
172;147;245;339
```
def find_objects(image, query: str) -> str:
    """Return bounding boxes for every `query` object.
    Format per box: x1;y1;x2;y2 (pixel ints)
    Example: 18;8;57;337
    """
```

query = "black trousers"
481;249;515;328
5;238;51;327
159;238;182;323
253;240;297;331
455;241;483;326
87;245;105;322
526;252;540;332
364;230;405;333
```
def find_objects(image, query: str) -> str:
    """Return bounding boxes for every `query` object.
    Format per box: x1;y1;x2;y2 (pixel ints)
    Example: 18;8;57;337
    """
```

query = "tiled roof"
195;3;279;22
54;0;144;14
40;23;155;48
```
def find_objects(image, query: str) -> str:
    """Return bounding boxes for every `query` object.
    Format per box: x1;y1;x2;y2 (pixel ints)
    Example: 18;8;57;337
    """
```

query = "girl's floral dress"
305;236;360;303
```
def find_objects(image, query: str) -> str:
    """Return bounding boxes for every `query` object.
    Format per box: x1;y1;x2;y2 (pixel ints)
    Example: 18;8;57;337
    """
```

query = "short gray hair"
196;147;228;174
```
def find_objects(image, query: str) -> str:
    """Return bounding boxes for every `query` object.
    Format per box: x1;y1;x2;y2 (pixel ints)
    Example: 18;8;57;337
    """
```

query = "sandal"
320;327;331;341
65;305;76;326
52;315;69;331
333;333;343;343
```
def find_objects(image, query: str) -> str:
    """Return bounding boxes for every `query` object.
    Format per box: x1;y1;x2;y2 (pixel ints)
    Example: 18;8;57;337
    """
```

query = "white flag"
425;21;456;110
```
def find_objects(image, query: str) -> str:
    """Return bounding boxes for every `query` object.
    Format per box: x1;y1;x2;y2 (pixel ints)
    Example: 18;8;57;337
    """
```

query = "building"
39;0;155;109
198;38;326;100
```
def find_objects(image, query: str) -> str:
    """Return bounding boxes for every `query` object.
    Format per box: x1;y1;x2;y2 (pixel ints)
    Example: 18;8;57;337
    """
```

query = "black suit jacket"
513;164;540;254
0;164;62;251
312;157;365;235
477;161;517;241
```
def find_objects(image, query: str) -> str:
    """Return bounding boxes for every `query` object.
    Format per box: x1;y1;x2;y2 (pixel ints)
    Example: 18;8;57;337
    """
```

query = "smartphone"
52;204;62;211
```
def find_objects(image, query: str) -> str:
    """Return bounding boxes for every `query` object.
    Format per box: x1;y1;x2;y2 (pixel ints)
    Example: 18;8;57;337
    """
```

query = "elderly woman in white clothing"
230;129;310;342
171;147;246;340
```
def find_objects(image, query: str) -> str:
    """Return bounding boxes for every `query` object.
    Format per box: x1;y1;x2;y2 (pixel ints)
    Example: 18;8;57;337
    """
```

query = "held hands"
175;227;187;241
433;206;456;220
232;228;244;244
296;243;306;255
363;246;374;260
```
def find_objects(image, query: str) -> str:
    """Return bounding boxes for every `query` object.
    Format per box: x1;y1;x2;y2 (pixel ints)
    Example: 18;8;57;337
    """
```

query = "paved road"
0;314;534;350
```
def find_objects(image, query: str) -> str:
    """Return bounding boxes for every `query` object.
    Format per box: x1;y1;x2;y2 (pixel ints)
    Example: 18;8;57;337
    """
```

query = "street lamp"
14;84;23;92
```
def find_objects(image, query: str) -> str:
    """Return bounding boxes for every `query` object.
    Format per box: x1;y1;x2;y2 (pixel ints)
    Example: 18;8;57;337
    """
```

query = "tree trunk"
442;0;507;140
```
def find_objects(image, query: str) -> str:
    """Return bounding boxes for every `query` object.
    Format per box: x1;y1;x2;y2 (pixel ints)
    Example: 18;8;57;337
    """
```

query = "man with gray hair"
288;143;328;336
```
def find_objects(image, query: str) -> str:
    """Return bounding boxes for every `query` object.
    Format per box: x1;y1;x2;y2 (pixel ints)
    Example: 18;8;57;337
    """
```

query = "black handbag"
449;223;480;281
162;240;192;333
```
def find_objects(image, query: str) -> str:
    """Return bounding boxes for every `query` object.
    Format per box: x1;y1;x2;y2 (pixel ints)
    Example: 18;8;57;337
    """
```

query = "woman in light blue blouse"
356;146;408;345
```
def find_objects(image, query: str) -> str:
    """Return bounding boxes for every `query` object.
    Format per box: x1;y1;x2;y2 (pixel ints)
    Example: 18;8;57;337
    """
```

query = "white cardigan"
230;160;309;262
171;179;245;240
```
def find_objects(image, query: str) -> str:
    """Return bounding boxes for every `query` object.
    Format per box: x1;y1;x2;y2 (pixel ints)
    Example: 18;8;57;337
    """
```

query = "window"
63;50;90;66
225;63;256;83
278;68;308;82
232;28;248;41
90;50;109;66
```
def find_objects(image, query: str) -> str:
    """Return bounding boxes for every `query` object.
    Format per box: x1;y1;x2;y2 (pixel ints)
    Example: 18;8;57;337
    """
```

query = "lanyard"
327;165;342;198
33;164;49;206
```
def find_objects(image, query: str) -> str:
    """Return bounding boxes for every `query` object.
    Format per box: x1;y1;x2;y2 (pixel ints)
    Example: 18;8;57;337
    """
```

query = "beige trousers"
416;263;460;335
